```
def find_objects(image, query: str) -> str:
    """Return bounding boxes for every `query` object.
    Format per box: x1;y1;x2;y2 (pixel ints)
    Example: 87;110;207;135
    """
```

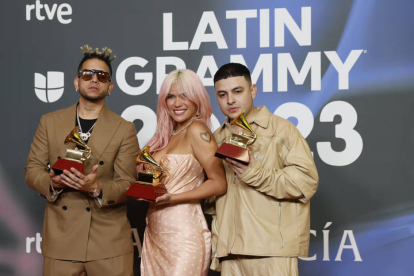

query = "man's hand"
61;164;101;192
224;150;254;175
49;169;65;189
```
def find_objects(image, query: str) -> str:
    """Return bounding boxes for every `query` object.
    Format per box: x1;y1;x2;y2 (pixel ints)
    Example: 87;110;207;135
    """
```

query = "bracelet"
88;187;102;198
50;182;63;195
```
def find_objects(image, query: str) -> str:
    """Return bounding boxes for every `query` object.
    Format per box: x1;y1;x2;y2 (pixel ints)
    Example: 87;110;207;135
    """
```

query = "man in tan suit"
210;63;319;276
25;45;140;275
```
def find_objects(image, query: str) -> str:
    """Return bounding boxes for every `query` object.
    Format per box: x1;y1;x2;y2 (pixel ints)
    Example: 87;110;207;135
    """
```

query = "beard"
78;87;108;102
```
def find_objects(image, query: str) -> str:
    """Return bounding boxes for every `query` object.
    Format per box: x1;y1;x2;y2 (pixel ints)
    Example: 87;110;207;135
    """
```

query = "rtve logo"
34;72;64;103
26;0;72;24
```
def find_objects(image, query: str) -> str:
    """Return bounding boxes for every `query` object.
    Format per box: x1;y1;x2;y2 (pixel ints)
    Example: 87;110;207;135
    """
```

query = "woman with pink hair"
140;69;226;276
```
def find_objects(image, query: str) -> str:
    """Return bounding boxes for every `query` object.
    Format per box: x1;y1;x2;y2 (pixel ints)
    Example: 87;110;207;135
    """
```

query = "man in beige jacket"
25;46;140;275
210;63;319;275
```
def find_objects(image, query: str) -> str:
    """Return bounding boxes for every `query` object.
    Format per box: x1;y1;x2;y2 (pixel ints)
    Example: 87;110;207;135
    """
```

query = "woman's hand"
155;193;172;204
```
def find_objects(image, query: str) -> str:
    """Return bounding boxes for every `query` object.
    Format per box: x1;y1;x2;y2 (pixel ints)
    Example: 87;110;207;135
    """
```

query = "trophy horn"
136;146;164;179
230;111;257;144
64;126;92;161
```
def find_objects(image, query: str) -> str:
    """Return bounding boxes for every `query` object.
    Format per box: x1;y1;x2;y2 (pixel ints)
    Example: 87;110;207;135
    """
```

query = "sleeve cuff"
48;182;63;202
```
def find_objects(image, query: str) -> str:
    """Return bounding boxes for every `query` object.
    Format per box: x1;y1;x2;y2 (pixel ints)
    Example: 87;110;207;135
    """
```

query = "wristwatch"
89;187;102;198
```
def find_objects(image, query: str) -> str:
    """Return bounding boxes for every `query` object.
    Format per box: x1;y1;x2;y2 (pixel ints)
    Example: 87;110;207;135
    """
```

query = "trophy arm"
153;166;164;179
81;148;92;162
248;133;257;145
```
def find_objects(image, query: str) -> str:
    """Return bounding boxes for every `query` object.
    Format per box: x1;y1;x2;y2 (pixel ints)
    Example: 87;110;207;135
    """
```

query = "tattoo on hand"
200;131;212;143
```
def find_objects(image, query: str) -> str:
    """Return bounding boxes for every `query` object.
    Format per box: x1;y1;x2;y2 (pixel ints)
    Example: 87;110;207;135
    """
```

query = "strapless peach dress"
140;154;211;276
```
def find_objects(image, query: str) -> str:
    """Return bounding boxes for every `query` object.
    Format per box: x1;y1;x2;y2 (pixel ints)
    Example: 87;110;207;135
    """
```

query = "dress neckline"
159;153;198;165
160;153;193;160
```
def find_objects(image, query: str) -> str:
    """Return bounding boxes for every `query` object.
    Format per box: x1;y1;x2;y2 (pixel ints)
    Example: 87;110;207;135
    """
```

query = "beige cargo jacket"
209;106;319;271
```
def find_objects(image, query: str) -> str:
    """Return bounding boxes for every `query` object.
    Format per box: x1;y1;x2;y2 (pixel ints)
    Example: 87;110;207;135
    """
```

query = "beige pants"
221;255;298;276
43;252;134;276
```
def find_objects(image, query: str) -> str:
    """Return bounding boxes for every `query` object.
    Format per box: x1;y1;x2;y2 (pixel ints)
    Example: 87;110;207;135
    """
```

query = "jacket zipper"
230;172;237;253
279;202;284;248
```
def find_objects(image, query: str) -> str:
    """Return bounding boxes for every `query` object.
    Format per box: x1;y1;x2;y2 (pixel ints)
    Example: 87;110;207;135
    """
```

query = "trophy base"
215;142;250;165
52;158;85;175
126;182;168;202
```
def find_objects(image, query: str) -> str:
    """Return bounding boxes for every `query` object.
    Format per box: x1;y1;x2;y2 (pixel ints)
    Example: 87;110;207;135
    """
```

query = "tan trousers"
221;255;298;276
43;252;134;276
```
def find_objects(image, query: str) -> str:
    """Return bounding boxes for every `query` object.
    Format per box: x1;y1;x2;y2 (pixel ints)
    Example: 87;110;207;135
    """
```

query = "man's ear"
250;84;257;100
74;77;79;91
108;81;114;94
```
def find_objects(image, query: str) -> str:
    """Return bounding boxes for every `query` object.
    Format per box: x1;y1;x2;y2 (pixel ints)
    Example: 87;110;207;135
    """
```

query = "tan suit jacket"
25;103;140;261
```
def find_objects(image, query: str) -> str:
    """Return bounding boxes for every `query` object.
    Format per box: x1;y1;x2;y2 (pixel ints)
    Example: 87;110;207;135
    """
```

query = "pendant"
80;132;89;141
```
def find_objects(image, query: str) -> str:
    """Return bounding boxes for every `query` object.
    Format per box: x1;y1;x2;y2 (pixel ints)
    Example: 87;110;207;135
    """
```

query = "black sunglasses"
78;69;111;83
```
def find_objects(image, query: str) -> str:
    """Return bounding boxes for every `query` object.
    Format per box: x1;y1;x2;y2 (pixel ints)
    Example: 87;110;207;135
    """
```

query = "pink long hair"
146;69;212;153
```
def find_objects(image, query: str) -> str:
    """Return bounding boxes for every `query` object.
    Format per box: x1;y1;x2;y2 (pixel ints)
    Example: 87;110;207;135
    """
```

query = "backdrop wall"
1;0;413;275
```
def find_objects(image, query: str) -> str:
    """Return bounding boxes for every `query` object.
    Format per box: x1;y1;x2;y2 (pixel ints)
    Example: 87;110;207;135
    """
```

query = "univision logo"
34;72;64;103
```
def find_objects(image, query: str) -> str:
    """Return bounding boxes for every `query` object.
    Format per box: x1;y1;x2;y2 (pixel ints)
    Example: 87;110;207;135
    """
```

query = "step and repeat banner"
1;0;413;275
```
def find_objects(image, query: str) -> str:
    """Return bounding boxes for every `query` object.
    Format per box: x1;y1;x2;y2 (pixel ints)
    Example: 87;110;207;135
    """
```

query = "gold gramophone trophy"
215;111;257;165
126;146;168;201
52;126;91;175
